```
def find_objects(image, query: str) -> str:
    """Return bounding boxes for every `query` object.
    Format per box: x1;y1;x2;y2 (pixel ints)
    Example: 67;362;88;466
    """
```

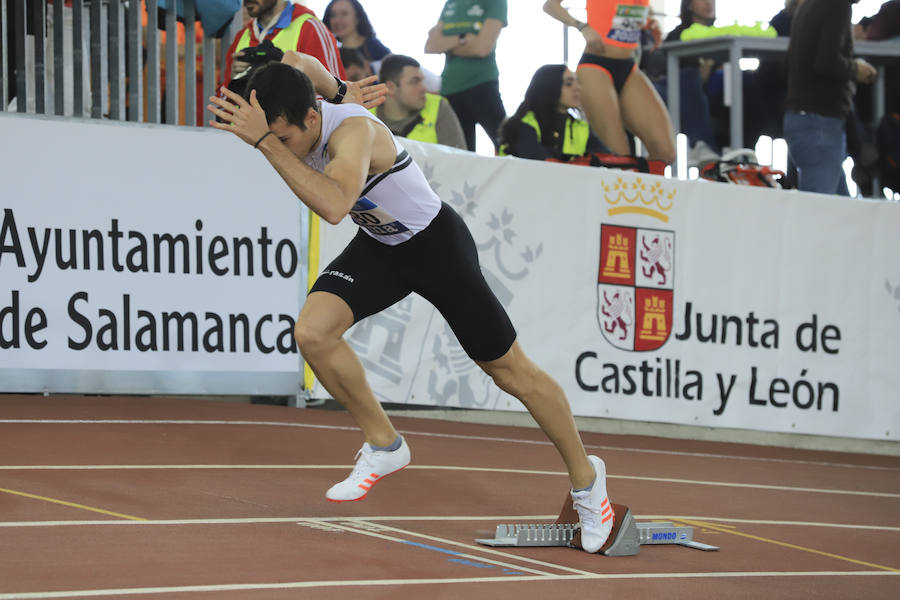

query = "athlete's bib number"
350;197;409;237
608;4;648;44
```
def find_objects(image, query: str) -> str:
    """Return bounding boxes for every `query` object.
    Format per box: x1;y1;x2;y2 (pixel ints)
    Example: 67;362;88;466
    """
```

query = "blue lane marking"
401;540;461;556
399;540;525;575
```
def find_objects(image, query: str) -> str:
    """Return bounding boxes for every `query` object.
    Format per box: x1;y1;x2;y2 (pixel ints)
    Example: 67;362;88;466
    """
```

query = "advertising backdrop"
3;115;899;441
317;139;900;441
0;115;306;394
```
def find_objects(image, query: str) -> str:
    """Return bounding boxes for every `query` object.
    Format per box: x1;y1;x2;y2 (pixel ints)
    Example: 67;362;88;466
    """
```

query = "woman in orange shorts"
543;0;675;163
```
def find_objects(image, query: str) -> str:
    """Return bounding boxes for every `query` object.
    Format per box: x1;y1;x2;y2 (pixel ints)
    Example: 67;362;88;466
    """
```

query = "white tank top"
303;102;442;245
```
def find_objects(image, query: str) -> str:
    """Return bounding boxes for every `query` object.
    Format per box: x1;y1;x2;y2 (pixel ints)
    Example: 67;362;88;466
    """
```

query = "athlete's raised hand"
207;86;270;147
345;75;387;109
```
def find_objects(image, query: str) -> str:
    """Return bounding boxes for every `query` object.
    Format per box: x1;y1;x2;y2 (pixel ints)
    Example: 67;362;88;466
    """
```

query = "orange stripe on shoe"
357;484;371;491
602;512;613;524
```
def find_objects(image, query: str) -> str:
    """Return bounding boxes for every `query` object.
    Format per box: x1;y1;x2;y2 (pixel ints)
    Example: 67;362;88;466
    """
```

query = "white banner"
0;114;305;394
318;139;900;441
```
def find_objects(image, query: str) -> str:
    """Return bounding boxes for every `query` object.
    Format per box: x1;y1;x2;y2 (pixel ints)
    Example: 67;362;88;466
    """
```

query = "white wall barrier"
3;114;899;441
0;114;306;395
317;139;900;442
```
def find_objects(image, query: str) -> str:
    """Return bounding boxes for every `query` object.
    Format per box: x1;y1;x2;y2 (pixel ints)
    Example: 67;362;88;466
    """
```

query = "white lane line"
1;464;897;499
0;572;898;599
319;520;554;577
349;520;594;576
1;419;896;473
1;515;897;531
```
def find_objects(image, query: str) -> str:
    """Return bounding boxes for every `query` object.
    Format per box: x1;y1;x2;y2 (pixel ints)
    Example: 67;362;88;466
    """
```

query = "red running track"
0;394;898;599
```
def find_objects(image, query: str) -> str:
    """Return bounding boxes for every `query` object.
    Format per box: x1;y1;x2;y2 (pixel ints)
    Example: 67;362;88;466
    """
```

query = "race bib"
350;197;409;237
607;4;649;45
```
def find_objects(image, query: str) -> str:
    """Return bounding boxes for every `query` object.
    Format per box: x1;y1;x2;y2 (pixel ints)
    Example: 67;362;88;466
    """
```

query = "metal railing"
2;0;242;125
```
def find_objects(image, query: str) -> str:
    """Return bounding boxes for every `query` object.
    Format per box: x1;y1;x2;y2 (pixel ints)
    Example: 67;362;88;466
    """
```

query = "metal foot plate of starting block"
475;523;579;547
475;518;719;554
475;496;719;555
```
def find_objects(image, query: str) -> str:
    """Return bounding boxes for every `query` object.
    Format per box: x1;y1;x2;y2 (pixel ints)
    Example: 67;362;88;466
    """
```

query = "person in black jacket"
497;64;607;161
783;0;877;195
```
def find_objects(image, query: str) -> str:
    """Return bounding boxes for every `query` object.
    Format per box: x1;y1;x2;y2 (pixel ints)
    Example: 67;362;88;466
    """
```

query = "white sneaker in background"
570;455;614;553
687;140;720;167
326;437;411;502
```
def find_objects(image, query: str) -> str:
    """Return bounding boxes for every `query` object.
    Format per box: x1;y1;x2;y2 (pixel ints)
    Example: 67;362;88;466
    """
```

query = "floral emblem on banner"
597;224;675;352
347;161;543;409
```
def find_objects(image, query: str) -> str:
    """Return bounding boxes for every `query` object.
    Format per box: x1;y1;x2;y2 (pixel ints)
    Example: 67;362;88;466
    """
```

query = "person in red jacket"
221;0;344;92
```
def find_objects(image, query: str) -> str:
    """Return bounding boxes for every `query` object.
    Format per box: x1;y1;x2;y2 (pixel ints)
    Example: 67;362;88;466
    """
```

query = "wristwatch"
328;76;347;104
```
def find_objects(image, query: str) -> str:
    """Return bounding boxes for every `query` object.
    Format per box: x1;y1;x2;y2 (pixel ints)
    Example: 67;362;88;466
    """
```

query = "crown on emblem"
603;177;675;223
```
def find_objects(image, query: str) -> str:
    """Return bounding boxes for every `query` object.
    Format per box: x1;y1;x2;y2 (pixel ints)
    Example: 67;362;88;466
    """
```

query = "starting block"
475;495;719;556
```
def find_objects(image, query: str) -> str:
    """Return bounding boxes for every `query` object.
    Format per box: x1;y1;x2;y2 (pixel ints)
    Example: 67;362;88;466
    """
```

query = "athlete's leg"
576;65;631;156
476;341;594;489
619;68;677;164
294;291;398;447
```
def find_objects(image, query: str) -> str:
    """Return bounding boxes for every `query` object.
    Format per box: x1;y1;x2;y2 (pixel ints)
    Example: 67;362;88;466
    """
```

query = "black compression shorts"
309;202;517;362
577;53;637;94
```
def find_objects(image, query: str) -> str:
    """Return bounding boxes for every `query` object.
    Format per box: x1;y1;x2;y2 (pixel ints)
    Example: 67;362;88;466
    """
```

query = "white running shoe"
570;455;614;553
326;437;410;502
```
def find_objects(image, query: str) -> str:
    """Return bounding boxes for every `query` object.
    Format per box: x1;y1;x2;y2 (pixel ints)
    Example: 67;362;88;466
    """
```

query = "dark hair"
378;54;420;84
498;64;568;152
323;0;375;40
339;47;368;70
245;62;317;129
679;0;715;26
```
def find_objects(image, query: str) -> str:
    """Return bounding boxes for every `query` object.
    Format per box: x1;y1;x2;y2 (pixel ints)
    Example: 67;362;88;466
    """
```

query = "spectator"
498;64;608;161
221;0;344;93
371;54;467;150
543;0;675;163
858;1;900;115
340;47;374;82
640;8;719;164
783;0;877;195
323;0;391;75
858;0;900;41
425;0;508;153
754;0;806;140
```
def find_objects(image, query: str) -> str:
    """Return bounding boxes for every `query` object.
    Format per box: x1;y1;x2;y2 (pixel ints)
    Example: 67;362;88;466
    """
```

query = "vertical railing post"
1;0;9;111
126;0;142;121
14;0;26;112
164;1;178;124
33;0;46;114
89;0;102;118
184;0;196;126
202;35;215;126
53;0;64;115
109;0;124;120
146;0;160;123
72;0;85;116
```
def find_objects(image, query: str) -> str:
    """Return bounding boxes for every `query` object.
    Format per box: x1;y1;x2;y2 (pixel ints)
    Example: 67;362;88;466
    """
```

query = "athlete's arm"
542;0;604;49
450;18;504;59
207;87;372;225
542;0;582;28
281;51;386;108
258;118;376;225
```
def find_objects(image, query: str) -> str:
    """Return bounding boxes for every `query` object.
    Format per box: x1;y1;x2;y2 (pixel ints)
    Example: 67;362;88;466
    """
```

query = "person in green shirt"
425;0;508;152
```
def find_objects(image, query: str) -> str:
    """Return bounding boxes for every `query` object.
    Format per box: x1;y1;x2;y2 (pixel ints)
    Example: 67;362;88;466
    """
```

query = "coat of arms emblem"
597;224;674;351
